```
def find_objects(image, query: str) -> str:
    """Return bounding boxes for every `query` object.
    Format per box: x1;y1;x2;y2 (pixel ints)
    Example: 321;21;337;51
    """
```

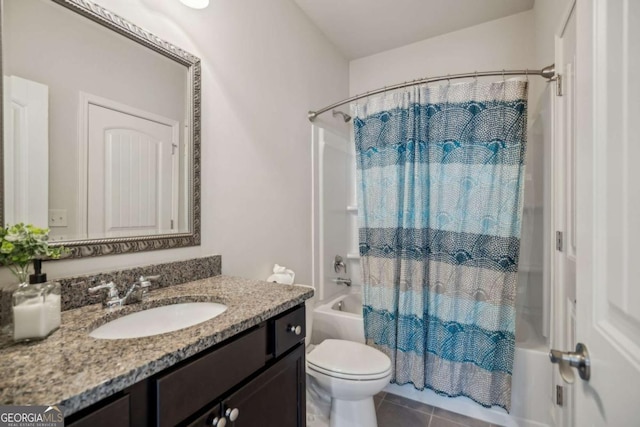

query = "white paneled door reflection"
3;75;49;228
87;105;177;238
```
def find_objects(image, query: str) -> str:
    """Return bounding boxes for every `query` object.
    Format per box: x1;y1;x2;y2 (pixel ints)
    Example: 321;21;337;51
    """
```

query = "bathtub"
311;292;551;427
312;292;365;344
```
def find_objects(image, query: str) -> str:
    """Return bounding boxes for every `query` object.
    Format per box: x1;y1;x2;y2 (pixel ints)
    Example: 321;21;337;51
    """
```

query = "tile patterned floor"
374;392;500;427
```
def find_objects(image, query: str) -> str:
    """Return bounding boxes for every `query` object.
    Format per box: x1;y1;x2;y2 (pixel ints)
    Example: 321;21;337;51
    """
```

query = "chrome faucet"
120;276;153;305
88;275;160;308
88;281;121;308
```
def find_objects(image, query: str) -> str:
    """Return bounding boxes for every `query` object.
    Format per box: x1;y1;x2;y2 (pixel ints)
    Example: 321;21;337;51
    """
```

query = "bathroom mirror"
0;0;201;258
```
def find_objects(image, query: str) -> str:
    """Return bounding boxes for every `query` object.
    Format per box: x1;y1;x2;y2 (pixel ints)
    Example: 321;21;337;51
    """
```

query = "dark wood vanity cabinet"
65;304;306;427
187;345;305;427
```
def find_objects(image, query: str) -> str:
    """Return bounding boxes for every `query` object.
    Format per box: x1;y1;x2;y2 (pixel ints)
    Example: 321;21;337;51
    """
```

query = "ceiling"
294;0;535;60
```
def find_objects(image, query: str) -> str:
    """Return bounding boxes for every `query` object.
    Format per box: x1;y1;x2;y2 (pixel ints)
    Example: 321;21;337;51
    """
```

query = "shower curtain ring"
525;69;529;82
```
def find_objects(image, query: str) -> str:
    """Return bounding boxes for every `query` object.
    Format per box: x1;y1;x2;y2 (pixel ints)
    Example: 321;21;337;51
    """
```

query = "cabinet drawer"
66;395;129;427
156;326;266;427
274;305;305;357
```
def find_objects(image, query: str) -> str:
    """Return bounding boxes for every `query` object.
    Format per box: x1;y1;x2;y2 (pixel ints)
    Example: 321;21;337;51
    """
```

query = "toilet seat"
307;363;391;381
307;339;391;381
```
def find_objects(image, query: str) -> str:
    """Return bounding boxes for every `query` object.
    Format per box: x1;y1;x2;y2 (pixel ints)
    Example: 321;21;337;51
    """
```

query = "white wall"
534;0;573;67
349;11;543;124
0;0;349;287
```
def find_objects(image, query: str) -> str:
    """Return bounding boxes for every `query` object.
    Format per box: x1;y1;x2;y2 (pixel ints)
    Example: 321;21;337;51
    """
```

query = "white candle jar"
12;282;61;342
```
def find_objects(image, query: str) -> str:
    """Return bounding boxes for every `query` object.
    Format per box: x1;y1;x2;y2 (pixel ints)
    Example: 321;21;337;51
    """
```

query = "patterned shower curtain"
354;80;527;411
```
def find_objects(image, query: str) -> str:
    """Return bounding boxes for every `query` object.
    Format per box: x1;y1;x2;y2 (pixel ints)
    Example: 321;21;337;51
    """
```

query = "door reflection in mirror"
84;96;183;239
3;75;49;230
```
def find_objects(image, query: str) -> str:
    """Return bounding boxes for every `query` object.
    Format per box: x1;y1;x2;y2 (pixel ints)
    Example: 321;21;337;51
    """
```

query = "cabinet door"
66;395;129;427
155;326;266;426
223;344;305;427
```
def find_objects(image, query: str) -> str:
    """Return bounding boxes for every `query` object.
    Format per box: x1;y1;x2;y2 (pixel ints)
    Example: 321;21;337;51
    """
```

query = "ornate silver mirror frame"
0;0;201;258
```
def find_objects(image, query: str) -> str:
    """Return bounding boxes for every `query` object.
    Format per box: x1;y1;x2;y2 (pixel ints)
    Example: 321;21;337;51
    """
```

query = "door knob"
549;342;590;381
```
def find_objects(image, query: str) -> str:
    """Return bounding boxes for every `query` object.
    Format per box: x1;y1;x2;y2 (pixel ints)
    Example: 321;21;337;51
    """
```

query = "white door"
551;4;578;426
3;75;49;228
87;104;177;238
572;0;640;425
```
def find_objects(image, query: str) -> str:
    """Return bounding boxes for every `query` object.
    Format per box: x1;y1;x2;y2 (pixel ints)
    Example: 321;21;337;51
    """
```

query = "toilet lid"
307;339;391;376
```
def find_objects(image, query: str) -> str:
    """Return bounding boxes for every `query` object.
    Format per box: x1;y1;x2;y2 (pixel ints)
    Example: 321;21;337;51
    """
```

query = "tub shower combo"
310;66;557;427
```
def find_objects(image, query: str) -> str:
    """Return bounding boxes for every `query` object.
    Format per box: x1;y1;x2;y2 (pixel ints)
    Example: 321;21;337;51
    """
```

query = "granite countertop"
0;275;313;416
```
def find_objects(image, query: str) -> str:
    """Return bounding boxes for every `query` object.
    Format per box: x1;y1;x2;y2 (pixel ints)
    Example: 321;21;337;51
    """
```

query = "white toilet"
304;297;392;427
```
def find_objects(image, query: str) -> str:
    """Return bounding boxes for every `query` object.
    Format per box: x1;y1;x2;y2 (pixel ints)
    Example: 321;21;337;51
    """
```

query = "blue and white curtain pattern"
354;80;528;411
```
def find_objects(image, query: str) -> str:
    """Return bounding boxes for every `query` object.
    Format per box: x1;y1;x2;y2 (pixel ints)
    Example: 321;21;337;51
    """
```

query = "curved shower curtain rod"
308;64;556;122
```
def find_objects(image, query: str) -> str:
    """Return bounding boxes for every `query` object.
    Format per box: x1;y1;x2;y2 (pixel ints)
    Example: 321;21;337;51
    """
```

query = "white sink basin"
89;302;227;339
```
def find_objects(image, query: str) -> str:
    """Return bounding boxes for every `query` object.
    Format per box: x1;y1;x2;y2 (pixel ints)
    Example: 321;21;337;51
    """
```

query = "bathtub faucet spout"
332;277;352;286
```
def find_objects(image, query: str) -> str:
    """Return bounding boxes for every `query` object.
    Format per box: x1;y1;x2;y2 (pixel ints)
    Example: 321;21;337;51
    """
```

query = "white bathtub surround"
311;126;360;303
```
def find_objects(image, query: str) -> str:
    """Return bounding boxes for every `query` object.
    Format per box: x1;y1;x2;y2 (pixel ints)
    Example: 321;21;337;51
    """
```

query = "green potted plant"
0;223;65;341
0;223;63;284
